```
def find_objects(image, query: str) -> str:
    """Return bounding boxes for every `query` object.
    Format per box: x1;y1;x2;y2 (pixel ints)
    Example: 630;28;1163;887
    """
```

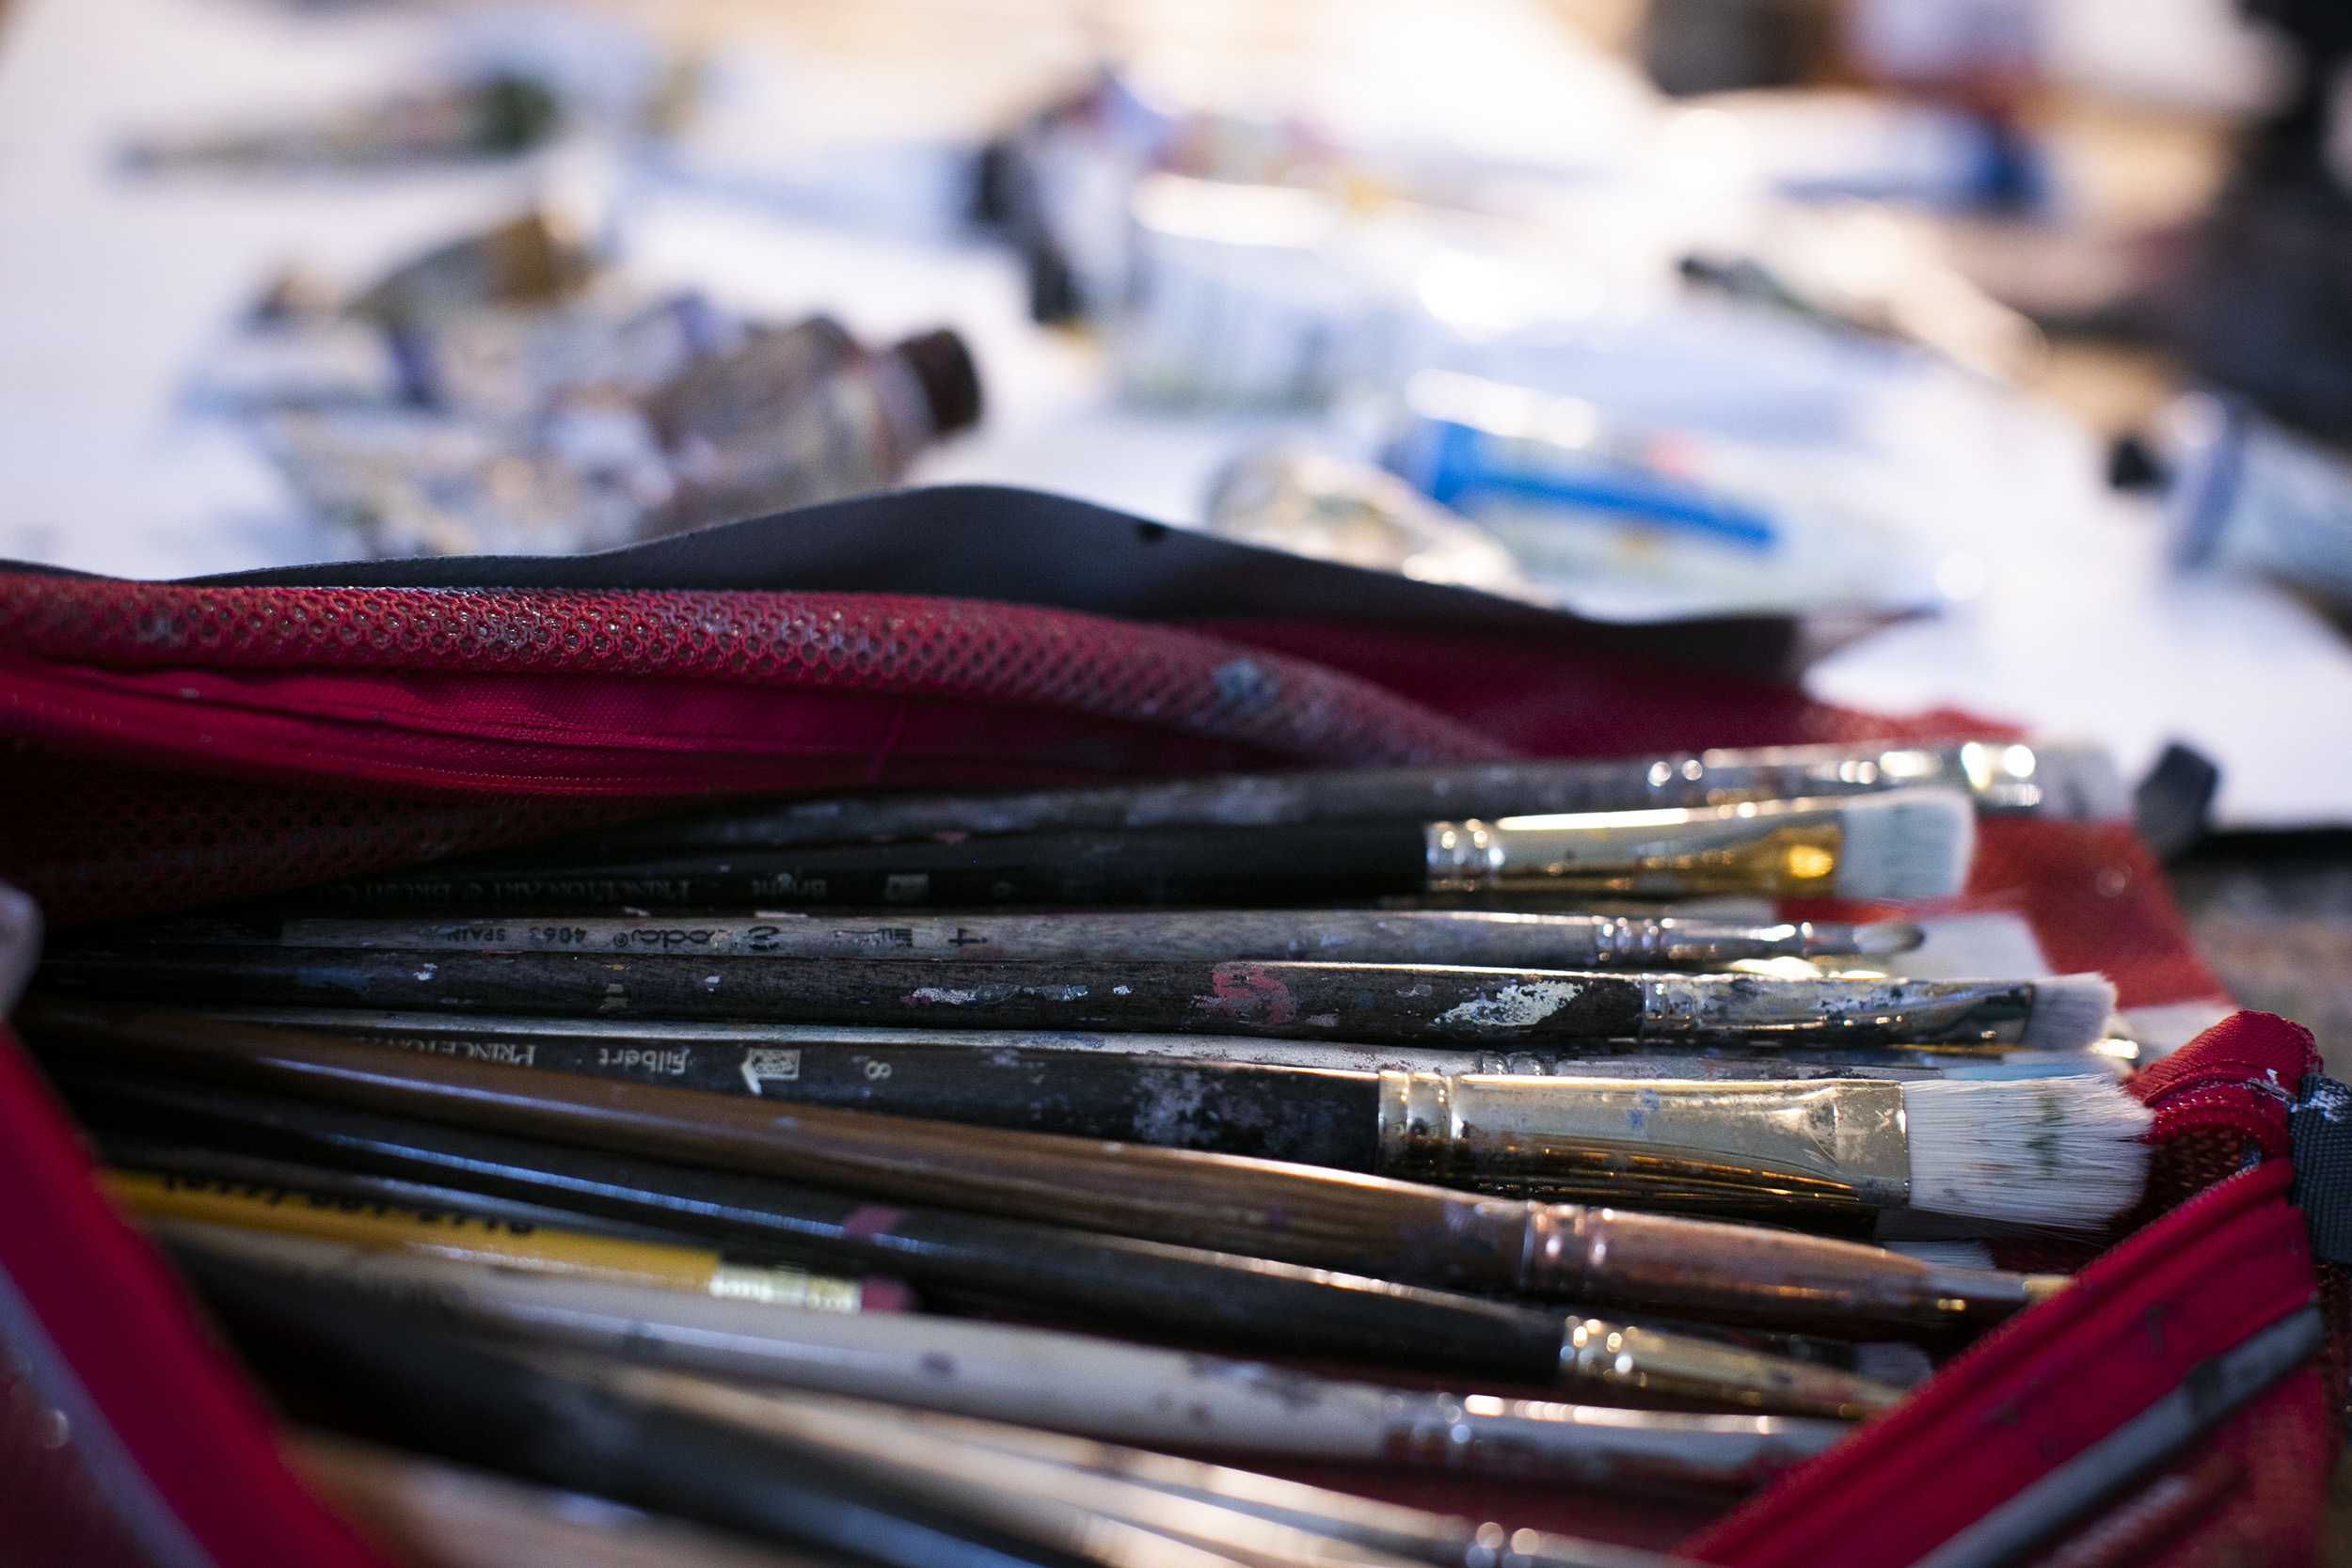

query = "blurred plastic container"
2167;394;2352;612
1388;369;1940;619
1202;446;1531;594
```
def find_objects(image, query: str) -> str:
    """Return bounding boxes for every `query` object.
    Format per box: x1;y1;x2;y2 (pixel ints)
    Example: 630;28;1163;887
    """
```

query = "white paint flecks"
1437;980;1582;1030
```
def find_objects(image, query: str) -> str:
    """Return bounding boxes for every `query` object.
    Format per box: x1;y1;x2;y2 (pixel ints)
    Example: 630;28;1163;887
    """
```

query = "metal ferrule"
1556;1319;1902;1420
1513;1205;2034;1330
1587;917;1829;967
1647;740;2067;815
1376;1072;1912;1211
1425;803;1844;897
1375;1390;1846;1487
707;1262;865;1313
1637;975;2039;1046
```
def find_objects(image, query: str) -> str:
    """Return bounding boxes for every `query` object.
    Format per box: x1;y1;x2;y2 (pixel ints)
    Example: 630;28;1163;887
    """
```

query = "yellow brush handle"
103;1169;859;1309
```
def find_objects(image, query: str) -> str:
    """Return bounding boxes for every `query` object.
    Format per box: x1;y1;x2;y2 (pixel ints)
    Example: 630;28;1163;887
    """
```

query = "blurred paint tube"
1386;369;1941;620
1395;369;1780;550
2166;393;2352;612
1202;447;1534;594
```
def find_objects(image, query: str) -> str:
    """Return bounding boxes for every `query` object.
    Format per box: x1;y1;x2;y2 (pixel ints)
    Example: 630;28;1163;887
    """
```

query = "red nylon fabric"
1682;1011;2336;1568
1682;1159;2318;1567
0;1022;398;1568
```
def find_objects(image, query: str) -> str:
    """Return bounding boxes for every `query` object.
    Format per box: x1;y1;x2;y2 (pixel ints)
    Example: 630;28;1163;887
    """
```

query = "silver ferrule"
1375;1389;1846;1487
1377;1072;1912;1210
1557;1319;1903;1420
1663;738;2120;817
1423;799;1845;897
1637;974;2039;1045
1588;917;1820;967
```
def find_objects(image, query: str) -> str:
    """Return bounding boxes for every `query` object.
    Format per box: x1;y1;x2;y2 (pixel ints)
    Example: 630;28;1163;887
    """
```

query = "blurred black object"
2106;435;2170;494
2134;742;2222;862
1642;0;1821;96
2175;3;2352;443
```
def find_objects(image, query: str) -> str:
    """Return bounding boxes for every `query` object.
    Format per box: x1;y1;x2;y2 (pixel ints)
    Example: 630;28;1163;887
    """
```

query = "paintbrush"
179;1251;1128;1568
26;955;2111;1051
287;1431;844;1568
96;908;1926;970
35;1010;2077;1326
54;1064;1900;1414
32;997;2124;1190
564;1361;1701;1568
175;1222;1853;1489
129;1006;2137;1081
523;737;2119;860
103;1166;883;1314
269;788;1974;911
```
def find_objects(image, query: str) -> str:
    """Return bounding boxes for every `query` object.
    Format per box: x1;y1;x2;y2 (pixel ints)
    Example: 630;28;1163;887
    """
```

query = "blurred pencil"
104;1166;879;1312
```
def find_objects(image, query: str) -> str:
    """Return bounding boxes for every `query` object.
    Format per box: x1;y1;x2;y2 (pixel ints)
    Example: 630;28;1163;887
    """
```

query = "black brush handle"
353;1034;1381;1166
280;822;1431;912
53;1069;1574;1386
103;1040;1385;1168
33;950;1649;1043
180;1251;1089;1568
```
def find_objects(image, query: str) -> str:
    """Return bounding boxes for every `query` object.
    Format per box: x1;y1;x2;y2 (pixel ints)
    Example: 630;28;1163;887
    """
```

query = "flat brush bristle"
2022;974;2120;1051
1901;1077;2151;1229
1831;789;1976;902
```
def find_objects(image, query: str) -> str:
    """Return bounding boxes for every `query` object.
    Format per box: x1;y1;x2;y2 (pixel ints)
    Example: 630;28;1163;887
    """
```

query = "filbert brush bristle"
1901;1076;2152;1229
1831;788;1976;902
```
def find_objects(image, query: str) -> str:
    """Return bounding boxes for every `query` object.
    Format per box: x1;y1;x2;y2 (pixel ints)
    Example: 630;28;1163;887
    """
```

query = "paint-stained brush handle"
27;1002;2052;1334
30;950;2067;1048
110;909;1921;970
535;737;2109;859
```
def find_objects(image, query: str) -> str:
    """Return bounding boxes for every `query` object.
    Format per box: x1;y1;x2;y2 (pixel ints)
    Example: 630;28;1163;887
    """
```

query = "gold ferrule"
1379;1073;1912;1211
1558;1319;1902;1420
1424;804;1843;897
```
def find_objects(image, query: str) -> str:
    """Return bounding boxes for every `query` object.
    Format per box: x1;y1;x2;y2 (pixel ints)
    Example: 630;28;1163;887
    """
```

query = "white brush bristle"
1901;1076;2152;1228
2028;740;2131;822
2022;973;2120;1050
1880;1239;1996;1272
1832;788;1976;902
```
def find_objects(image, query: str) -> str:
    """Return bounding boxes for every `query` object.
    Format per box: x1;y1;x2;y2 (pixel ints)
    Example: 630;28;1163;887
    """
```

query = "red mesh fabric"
0;581;1508;771
0;757;654;928
1197;620;2013;757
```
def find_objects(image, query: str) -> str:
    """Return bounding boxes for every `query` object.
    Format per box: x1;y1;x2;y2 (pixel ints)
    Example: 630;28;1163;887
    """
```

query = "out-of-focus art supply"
199;209;979;558
2165;393;2352;614
106;1166;876;1312
288;1430;836;1568
122;73;564;171
1390;370;1940;619
196;1225;1851;1489
1203;447;1531;595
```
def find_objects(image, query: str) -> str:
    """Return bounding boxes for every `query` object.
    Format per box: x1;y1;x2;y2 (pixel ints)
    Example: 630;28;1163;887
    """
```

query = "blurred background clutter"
4;0;2352;1064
